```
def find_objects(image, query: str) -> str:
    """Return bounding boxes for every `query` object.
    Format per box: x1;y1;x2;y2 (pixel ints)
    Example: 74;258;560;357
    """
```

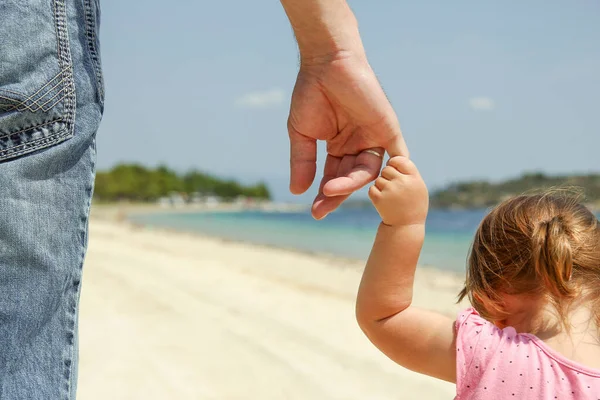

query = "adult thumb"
385;129;409;158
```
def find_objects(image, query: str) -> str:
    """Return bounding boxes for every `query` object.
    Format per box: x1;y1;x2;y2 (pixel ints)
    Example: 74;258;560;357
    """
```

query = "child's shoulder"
455;307;506;341
455;307;527;352
455;307;489;330
455;308;534;391
455;307;600;398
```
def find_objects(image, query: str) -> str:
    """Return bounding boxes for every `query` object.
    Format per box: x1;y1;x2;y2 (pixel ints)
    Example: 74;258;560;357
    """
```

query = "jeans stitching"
5;79;68;112
0;119;64;140
65;138;97;399
0;125;69;158
0;92;69;114
50;1;77;395
53;0;75;127
0;69;68;111
0;0;76;164
39;90;70;112
83;0;104;106
0;85;70;113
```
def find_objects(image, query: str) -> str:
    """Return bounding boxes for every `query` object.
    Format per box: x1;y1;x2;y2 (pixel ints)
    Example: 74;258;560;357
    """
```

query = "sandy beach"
77;207;466;399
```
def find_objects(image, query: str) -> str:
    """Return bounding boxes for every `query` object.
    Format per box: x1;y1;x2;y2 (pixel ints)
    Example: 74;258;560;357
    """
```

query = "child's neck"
529;302;600;370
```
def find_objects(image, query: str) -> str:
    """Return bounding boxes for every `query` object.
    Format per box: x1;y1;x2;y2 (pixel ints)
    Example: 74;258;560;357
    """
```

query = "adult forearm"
356;223;425;322
279;0;365;63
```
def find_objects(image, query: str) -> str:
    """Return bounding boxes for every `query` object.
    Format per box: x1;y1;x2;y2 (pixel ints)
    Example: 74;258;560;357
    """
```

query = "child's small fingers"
387;156;418;175
374;177;388;190
368;185;382;201
381;166;401;180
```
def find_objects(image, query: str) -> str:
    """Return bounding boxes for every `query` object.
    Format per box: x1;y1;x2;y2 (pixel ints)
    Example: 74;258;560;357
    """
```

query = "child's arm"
356;156;457;383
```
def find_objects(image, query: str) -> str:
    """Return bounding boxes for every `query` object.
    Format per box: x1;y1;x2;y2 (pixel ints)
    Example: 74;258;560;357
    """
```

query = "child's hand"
368;156;429;226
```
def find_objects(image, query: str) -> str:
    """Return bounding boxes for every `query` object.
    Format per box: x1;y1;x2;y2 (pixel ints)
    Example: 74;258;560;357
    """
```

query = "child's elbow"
355;298;380;336
355;302;372;332
355;299;411;332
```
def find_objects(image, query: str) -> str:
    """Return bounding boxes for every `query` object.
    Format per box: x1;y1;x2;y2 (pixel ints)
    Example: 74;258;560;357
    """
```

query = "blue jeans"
0;0;103;398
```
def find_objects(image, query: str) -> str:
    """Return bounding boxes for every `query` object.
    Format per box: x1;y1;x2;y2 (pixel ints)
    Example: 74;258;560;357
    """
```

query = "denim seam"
64;139;97;400
0;90;69;114
84;0;104;105
53;0;76;128
0;69;68;109
83;0;104;106
0;70;71;113
50;1;77;395
0;118;64;140
0;125;69;159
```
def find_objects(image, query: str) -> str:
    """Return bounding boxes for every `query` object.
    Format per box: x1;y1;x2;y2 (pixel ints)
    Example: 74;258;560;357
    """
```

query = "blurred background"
80;1;600;399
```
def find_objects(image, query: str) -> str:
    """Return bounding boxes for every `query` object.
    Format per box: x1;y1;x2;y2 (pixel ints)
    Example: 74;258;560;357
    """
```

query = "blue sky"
97;0;600;202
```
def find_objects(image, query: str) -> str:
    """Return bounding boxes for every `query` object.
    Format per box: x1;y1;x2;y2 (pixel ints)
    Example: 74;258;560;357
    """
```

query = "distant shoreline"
90;203;367;268
89;203;463;277
91;201;310;219
91;200;599;220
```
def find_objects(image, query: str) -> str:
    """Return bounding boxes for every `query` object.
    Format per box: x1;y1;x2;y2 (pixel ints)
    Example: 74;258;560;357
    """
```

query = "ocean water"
129;208;489;273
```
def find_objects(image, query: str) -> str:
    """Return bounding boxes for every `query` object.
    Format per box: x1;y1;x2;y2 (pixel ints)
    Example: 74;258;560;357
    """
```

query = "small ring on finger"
363;149;384;158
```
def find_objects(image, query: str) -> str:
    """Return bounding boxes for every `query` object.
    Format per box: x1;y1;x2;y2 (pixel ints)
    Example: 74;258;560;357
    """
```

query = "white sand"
78;214;466;399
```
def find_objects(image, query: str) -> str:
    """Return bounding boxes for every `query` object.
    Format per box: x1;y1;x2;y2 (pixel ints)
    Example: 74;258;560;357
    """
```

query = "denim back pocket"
0;0;76;163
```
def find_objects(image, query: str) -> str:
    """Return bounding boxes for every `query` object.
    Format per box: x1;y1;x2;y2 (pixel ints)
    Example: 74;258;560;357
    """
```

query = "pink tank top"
455;308;600;399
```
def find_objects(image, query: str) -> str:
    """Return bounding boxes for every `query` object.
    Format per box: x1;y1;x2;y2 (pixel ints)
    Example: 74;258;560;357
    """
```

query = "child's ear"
472;292;504;323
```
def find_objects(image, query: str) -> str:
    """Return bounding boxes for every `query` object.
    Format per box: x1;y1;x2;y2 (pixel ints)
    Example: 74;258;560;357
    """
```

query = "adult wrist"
281;0;367;67
294;23;366;67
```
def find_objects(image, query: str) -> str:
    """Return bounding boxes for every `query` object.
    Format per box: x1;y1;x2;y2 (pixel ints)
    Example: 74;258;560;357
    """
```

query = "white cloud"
468;96;495;111
235;88;285;109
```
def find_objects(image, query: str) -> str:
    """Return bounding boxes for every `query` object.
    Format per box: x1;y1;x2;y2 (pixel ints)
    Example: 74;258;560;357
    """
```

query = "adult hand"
288;53;408;219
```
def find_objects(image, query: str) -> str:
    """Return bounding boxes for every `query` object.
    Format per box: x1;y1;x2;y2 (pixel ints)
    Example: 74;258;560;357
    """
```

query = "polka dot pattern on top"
455;308;600;399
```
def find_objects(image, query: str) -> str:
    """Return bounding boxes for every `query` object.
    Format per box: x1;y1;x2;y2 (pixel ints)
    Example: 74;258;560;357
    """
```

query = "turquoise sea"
129;207;491;272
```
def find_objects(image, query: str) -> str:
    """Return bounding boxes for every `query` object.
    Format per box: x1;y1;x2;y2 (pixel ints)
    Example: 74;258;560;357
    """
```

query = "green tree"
93;164;272;203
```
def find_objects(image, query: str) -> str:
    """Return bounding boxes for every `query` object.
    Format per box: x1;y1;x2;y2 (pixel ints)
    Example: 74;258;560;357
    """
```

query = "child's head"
459;191;600;330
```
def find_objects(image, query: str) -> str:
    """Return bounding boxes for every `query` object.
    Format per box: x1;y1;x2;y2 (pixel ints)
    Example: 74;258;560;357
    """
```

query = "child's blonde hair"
458;190;600;330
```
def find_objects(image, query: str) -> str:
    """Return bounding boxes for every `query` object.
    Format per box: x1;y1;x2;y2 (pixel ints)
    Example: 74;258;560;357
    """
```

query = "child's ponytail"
532;215;575;299
460;192;600;330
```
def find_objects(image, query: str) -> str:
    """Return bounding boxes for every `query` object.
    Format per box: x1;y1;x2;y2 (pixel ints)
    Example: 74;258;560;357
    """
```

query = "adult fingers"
289;127;317;195
384;125;410;158
310;155;342;219
312;193;351;220
321;154;355;197
321;148;384;197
